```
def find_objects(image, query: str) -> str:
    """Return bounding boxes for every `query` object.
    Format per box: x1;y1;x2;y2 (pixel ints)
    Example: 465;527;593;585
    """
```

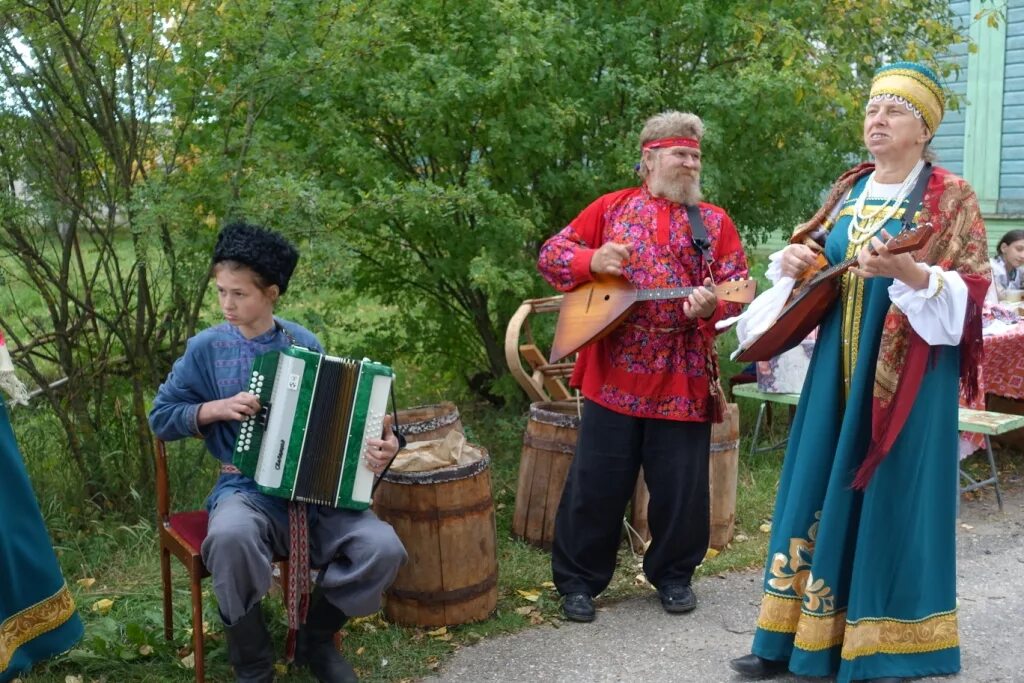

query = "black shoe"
658;583;697;613
856;679;904;683
728;653;788;679
295;589;358;683
560;592;595;622
224;604;275;683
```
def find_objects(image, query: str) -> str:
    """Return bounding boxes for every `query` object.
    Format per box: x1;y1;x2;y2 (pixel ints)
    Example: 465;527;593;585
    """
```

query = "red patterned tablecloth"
959;322;1024;456
981;322;1024;400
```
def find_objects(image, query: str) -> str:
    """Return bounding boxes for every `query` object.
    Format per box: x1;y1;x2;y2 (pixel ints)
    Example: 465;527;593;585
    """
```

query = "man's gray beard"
649;176;703;205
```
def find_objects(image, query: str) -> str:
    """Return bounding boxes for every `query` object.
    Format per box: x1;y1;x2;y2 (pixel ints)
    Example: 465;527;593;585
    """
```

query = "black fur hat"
212;222;299;294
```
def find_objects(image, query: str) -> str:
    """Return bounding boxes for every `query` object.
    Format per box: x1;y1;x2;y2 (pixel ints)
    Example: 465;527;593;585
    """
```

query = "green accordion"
232;346;394;510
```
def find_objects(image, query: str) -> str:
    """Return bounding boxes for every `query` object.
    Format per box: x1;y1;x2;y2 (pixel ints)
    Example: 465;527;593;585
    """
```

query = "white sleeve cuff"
888;265;968;346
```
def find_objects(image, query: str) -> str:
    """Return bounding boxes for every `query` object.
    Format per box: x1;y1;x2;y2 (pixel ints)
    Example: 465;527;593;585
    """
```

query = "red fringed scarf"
852;274;989;489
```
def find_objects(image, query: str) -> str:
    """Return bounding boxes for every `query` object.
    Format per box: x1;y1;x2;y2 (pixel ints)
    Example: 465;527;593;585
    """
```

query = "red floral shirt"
538;186;748;421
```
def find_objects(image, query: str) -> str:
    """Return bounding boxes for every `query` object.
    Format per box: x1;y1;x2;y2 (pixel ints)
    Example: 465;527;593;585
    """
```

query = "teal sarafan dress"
751;175;964;682
0;401;83;682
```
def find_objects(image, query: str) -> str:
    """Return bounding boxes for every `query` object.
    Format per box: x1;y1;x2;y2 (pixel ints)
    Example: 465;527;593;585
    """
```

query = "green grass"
18;370;1018;683
13;388;799;683
8;250;785;682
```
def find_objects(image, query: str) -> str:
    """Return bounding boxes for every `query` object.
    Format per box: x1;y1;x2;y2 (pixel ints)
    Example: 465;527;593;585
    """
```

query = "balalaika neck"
635;286;699;302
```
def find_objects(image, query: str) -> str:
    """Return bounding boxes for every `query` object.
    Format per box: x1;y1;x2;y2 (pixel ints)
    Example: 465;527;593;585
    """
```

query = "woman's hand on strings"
850;229;930;289
365;414;399;473
779;244;819;278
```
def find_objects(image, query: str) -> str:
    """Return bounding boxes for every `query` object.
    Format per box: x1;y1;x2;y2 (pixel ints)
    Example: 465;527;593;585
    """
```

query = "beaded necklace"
847;159;924;246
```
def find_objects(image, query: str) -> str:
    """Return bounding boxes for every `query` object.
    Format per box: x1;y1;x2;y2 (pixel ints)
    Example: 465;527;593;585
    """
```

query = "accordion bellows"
233;347;393;510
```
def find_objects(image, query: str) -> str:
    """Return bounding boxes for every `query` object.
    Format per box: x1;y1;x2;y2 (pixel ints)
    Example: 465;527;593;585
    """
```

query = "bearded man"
537;110;749;622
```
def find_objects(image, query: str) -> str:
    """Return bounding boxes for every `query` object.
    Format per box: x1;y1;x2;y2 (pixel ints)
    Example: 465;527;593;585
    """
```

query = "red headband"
642;136;700;151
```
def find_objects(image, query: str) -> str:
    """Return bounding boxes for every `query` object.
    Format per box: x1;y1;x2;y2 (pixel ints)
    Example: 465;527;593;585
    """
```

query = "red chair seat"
169;510;210;553
156;438;294;682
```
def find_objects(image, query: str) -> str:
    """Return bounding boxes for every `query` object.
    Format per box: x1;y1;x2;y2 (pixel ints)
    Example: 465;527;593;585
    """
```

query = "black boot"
224;604;275;683
728;653;788;679
294;590;358;683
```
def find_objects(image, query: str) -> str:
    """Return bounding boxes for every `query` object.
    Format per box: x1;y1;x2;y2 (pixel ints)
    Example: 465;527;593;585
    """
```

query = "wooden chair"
505;295;576;403
155;438;290;683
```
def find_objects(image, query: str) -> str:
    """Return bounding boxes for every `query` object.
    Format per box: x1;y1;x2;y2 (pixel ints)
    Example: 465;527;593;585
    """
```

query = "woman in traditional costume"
729;62;990;682
0;332;83;681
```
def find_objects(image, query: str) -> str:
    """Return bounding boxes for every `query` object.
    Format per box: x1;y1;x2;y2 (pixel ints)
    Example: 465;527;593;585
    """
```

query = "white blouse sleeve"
888;264;969;345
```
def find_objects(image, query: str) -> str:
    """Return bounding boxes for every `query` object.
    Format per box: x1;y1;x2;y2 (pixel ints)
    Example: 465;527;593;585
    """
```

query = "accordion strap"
275;319;299;346
285;501;311;661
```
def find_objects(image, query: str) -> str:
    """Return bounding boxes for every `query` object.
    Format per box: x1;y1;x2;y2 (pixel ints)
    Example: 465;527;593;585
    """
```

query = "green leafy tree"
264;0;971;402
0;0;284;504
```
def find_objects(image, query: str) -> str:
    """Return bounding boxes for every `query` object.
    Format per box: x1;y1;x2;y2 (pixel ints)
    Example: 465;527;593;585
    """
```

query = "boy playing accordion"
150;222;406;683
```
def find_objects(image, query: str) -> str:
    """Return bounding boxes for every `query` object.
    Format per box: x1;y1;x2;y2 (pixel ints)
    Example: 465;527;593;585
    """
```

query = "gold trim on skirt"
757;592;959;660
0;583;77;672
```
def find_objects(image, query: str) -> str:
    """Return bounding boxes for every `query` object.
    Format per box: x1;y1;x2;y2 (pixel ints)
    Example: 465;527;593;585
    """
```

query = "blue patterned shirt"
149;318;322;508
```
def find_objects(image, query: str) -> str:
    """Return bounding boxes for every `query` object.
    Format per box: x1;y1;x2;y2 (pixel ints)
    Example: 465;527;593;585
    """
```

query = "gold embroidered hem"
794;610;847;652
0;583;77;672
758;592;847;651
757;592;802;633
841;610;959;660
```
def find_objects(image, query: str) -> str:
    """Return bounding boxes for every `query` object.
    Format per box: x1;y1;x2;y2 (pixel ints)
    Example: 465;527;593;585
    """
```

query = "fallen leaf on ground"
425;626;448;637
76;578;96;589
759;523;772;533
633;573;651;587
516;589;540;602
91;598;114;615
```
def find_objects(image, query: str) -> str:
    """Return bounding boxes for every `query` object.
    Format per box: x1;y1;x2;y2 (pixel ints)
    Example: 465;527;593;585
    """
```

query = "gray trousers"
202;491;407;625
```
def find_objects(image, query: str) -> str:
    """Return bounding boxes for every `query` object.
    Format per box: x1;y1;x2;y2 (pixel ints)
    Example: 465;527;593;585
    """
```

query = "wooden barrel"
709;403;740;550
374;455;497;627
514;400;652;551
629;403;740;552
512;401;580;549
395;402;463;443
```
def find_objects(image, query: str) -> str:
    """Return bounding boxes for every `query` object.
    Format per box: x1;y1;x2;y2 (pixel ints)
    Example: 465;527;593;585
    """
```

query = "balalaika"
232;346;394;510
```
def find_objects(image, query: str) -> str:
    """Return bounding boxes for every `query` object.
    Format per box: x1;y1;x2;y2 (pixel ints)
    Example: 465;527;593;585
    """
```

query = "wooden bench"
731;382;1024;512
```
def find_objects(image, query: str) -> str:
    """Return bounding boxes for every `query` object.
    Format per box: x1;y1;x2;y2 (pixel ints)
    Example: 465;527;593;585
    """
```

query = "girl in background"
990;229;1024;302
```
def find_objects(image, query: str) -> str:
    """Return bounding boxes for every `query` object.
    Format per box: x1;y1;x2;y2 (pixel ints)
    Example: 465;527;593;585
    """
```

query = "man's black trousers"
551;399;711;597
